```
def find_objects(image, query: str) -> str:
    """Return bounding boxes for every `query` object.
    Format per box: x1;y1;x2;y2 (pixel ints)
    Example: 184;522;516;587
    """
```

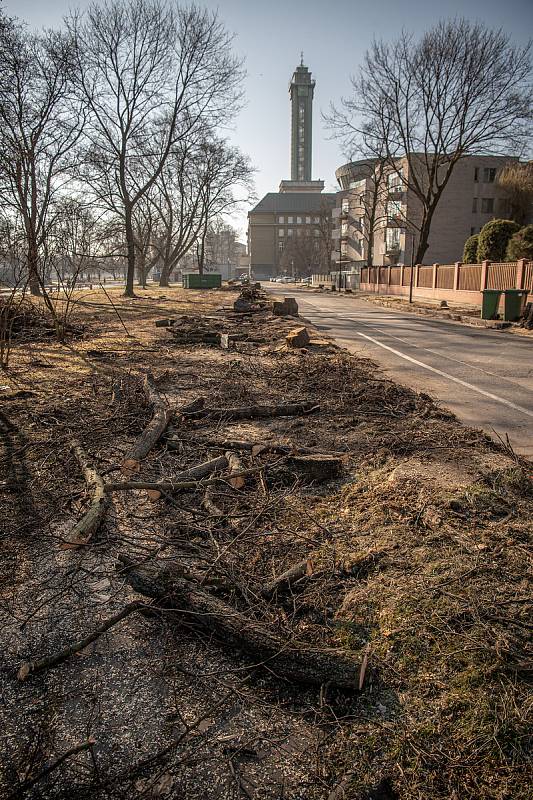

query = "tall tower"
279;56;324;193
290;55;314;181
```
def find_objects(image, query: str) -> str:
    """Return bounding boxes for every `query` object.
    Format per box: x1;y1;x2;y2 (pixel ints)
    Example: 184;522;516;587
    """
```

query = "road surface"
267;285;533;459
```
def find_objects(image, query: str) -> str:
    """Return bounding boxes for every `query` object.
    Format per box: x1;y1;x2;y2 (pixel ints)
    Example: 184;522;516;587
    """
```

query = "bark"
118;556;360;690
60;440;109;549
184;401;319;421
121;372;172;475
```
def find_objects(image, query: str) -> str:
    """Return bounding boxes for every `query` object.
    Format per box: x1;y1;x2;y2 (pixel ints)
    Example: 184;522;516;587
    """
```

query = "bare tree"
193;138;254;275
0;16;85;295
329;20;532;264
496;161;533;225
69;0;244;297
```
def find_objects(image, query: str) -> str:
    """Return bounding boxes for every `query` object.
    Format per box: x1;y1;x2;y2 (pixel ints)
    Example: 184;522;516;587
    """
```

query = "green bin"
481;289;502;320
503;289;528;322
182;273;222;289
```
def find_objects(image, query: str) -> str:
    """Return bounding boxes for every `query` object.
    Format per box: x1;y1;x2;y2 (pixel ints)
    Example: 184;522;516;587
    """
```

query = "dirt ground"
1;285;531;800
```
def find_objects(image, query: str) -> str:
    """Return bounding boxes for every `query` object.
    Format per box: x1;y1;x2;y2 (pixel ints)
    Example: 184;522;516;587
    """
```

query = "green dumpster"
182;273;222;289
503;289;528;322
481;289;502;320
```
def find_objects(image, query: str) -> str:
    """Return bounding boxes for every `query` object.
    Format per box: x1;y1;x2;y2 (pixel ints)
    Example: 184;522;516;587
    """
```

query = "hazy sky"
4;0;532;238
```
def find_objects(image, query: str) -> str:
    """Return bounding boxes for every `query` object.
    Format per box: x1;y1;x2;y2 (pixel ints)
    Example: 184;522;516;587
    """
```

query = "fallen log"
140;454;228;501
184;401;319;421
60;440;109;549
118;555;359;690
122;372;172;476
262;558;314;597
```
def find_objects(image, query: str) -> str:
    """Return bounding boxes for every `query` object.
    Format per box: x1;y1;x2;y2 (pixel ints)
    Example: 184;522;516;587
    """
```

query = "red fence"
359;259;531;305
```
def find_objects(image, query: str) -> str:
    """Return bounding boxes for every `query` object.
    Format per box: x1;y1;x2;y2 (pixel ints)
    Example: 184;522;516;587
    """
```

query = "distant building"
248;57;333;279
333;154;526;267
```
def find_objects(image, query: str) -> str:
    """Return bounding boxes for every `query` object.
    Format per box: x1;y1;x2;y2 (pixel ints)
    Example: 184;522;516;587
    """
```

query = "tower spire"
289;60;315;182
300;51;304;66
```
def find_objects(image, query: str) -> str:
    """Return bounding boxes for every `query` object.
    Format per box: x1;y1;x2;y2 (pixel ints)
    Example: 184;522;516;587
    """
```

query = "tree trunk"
124;205;136;297
27;241;41;297
159;259;171;287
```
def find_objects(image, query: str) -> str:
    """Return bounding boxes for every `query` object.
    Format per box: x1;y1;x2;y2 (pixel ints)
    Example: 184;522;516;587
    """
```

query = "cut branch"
122;372;172;475
184;401;319;421
60;440;109;549
17;601;145;680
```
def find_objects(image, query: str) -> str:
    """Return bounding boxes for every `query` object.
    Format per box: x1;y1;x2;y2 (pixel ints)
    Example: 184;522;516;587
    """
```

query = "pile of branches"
27;370;363;694
0;296;84;342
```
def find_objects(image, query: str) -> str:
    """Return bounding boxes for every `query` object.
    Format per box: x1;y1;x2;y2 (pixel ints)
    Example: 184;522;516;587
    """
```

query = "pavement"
266;284;533;459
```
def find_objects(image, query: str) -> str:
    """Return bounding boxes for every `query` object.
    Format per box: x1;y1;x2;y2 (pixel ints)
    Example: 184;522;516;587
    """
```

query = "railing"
524;262;533;291
435;265;455;290
486;262;517;291
357;259;532;305
389;267;401;286
417;266;433;288
458;264;482;291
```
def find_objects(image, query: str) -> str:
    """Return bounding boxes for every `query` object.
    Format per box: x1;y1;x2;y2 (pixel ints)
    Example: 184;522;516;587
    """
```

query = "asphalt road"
267;284;533;459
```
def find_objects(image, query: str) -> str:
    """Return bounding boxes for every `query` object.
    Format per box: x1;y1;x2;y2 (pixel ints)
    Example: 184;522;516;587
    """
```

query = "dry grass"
0;286;531;799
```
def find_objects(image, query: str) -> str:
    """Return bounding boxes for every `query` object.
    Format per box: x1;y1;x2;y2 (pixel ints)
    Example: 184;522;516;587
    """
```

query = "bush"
477;219;521;261
506;224;533;260
462;234;479;263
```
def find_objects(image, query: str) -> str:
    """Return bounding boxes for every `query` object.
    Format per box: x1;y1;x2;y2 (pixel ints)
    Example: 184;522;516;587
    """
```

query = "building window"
305;216;311;224
474;167;479;182
472;198;478;213
278;215;284;224
296;216;302;224
341;222;348;235
287;216;293;224
387;169;403;189
341;198;350;213
278;241;284;252
314;228;320;237
287;229;293;236
483;168;496;183
313;216;319;223
386;227;401;251
481;198;494;213
387;200;402;220
278;228;285;236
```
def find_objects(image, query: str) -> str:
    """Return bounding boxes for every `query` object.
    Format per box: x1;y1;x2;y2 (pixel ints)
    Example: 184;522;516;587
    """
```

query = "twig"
7;739;95;799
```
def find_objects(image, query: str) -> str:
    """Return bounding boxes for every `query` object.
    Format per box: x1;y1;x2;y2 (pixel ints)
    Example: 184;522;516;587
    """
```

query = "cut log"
261;558;314;597
121;372;172;476
287;454;344;483
286;327;310;348
183;401;319;421
154;318;177;328
226;451;246;489
60;440;109;549
118;556;359;690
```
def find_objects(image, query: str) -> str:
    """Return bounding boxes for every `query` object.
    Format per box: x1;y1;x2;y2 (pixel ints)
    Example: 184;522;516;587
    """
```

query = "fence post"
415;264;420;288
387;266;392;287
454;262;461;291
516;259;526;290
432;263;438;289
480;260;489;291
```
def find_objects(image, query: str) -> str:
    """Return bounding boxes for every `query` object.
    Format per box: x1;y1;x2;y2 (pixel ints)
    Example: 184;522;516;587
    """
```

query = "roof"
249;192;336;214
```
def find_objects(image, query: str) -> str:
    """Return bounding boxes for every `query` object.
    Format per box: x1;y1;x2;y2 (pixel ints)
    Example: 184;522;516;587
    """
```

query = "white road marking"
352;330;533;419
